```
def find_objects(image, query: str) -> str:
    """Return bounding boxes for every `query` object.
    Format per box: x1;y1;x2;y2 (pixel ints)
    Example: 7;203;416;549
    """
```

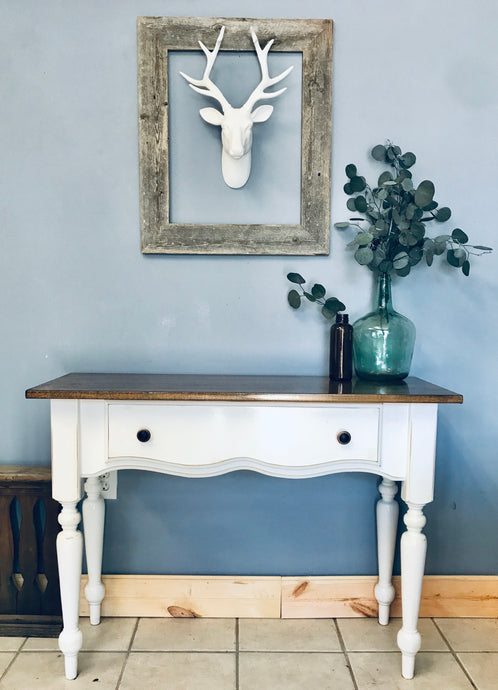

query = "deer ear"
251;105;274;123
199;108;224;126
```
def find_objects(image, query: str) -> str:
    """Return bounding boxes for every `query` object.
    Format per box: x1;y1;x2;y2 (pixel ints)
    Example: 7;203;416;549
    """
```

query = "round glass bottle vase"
353;273;416;381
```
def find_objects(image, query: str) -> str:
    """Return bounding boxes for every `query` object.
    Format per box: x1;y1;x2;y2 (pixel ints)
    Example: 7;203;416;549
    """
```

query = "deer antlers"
179;26;231;112
242;28;294;112
179;26;293;114
180;26;294;188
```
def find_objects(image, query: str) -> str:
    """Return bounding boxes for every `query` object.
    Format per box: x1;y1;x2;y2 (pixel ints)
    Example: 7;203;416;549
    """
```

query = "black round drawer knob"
337;431;352;445
137;429;151;443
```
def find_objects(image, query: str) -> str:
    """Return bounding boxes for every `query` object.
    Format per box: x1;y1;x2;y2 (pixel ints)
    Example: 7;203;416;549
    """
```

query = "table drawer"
107;403;380;467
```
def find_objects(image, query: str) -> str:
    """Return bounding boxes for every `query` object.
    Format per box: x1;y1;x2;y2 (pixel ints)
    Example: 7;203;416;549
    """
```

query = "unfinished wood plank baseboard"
79;575;281;618
282;576;497;618
79;575;497;618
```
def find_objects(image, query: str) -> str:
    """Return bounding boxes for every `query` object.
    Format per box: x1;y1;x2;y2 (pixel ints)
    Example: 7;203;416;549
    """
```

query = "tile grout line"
431;618;478;689
115;617;140;690
235;618;239;690
0;637;28;683
333;619;359;690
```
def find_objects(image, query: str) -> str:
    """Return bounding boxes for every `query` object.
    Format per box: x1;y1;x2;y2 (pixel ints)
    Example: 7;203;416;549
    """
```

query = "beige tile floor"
0;617;496;689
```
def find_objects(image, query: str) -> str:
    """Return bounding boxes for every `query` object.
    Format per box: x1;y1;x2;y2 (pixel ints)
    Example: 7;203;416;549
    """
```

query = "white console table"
26;373;461;680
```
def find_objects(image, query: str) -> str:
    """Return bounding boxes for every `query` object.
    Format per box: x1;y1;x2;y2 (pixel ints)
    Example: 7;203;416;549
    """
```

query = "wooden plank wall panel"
78;575;497;618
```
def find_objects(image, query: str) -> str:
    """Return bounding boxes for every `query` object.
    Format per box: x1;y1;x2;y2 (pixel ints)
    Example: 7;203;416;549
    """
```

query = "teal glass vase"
353;273;416;381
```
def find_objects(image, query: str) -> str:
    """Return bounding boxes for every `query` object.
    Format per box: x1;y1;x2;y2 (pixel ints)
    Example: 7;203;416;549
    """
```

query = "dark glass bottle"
329;313;353;381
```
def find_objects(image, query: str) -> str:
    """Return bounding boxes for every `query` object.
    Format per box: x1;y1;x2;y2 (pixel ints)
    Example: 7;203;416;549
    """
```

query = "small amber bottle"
329;313;353;381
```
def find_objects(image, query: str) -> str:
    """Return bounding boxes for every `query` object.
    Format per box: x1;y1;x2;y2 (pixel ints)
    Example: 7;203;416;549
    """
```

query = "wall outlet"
98;471;118;499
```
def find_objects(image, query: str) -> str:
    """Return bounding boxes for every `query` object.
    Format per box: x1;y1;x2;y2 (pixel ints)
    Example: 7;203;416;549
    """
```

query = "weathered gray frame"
137;17;333;255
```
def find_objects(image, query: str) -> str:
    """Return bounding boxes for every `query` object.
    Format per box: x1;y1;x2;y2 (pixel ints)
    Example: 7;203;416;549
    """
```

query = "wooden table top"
26;373;463;404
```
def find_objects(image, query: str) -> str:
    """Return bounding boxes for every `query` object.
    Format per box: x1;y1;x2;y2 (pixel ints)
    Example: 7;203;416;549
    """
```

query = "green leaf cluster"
334;142;492;277
287;273;346;321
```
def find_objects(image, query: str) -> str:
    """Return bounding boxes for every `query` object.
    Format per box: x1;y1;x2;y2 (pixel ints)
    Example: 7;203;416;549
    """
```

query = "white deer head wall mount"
180;26;293;189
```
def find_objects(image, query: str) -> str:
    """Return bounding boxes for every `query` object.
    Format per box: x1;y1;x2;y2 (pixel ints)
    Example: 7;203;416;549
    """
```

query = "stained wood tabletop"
25;373;463;404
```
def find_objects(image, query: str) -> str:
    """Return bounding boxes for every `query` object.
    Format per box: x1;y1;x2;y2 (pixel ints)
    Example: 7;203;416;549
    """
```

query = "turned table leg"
57;501;83;680
374;478;399;625
397;502;427;679
82;476;105;625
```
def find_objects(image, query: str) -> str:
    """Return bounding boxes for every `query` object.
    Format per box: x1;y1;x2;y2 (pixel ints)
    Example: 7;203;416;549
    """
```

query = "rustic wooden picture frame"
137;17;333;255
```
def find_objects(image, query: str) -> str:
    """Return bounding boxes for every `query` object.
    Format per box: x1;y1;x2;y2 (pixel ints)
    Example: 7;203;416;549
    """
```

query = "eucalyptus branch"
286;273;346;322
334;141;492;277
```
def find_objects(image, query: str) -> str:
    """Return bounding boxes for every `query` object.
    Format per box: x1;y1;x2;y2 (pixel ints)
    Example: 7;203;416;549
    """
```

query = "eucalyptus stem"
286;273;346;322
334;141;492;277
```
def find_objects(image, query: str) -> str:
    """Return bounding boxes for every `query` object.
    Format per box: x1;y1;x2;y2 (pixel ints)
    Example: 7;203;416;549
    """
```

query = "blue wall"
1;0;497;575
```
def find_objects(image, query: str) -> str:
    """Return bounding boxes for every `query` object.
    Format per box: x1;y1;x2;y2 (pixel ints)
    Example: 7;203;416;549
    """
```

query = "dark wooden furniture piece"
0;465;61;636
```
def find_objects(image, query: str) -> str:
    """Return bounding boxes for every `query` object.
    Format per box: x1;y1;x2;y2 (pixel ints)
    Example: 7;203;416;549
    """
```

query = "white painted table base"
26;374;461;681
